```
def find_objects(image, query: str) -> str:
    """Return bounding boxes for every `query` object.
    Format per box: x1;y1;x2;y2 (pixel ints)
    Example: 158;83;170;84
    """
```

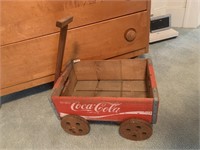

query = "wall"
151;0;167;16
151;0;187;27
151;0;200;28
199;1;200;26
183;0;200;28
166;0;187;27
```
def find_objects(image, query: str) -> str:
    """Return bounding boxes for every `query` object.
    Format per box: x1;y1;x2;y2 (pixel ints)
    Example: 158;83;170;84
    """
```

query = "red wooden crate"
50;59;159;140
49;16;159;141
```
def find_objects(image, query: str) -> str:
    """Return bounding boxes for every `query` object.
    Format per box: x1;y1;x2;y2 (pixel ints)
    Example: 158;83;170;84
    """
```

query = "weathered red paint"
53;76;63;89
148;63;157;89
51;59;159;125
53;63;72;89
52;96;153;123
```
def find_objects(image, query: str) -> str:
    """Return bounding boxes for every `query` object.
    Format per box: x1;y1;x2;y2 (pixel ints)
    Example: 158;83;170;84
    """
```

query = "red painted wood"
147;60;159;124
53;76;63;89
53;62;72;89
52;96;153;123
50;59;159;124
148;63;157;89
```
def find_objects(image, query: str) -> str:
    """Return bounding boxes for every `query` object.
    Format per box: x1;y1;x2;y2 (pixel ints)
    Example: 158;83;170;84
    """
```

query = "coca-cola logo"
71;102;121;113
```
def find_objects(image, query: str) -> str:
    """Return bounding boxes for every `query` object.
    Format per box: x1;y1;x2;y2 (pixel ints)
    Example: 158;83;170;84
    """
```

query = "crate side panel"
123;81;147;92
97;81;121;91
73;61;98;80
72;91;95;97
74;81;98;91
95;91;121;97
121;59;147;80
147;59;159;124
122;92;148;98
95;60;121;80
61;68;77;96
52;96;153;123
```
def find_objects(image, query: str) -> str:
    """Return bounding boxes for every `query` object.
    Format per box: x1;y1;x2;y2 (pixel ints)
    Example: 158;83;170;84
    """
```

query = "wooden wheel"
119;119;152;141
61;115;90;136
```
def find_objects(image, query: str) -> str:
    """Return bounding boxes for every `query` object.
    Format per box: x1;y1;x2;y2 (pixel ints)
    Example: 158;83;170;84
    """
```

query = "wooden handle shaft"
54;16;73;84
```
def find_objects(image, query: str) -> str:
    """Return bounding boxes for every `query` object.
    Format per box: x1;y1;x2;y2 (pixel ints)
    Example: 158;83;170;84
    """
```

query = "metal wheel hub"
119;119;152;141
61;115;90;136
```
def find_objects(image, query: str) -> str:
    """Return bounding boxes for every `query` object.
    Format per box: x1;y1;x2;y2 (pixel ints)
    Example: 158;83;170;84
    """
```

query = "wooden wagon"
50;17;159;141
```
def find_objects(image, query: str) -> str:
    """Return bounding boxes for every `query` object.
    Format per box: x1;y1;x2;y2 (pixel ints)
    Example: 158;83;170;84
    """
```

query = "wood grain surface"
0;1;150;96
1;0;147;45
1;12;148;95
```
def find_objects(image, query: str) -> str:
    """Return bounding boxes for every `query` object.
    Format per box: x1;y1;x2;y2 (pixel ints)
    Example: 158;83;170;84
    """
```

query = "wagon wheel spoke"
119;119;152;141
61;115;90;135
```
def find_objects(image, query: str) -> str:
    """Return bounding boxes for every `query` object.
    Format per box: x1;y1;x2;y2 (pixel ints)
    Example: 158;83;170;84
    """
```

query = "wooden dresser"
0;0;151;96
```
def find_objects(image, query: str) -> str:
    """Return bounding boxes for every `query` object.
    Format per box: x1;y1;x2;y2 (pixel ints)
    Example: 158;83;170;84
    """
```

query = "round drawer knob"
124;29;136;42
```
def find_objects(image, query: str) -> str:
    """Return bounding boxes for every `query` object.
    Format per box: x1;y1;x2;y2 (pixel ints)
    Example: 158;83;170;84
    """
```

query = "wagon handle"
54;16;73;84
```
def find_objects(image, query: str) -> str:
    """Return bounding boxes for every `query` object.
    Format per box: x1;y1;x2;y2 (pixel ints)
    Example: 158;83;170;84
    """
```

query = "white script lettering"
71;102;121;113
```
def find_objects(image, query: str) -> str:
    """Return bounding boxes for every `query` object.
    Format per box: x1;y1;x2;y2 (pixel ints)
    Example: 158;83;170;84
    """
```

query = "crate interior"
61;59;152;98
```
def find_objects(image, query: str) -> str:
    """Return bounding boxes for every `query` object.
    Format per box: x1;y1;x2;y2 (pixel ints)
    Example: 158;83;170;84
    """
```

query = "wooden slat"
95;60;121;80
75;81;98;91
122;92;148;98
73;61;98;80
72;91;95;97
95;91;121;97
146;59;157;98
61;68;77;96
97;81;121;91
121;59;147;80
123;81;147;92
146;68;153;98
52;63;73;96
1;12;149;91
1;1;147;45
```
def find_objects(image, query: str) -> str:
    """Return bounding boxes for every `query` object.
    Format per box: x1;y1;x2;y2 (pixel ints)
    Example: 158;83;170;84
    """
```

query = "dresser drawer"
1;1;148;45
1;11;149;96
63;11;149;61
